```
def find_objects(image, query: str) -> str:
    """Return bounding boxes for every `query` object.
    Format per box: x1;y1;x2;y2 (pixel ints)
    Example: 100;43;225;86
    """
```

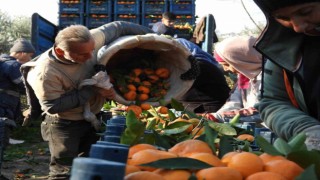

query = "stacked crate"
169;0;195;39
86;0;113;29
59;0;85;29
113;0;140;24
141;0;168;28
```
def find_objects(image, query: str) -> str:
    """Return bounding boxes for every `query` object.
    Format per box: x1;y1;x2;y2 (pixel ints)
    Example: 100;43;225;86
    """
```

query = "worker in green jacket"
253;0;320;150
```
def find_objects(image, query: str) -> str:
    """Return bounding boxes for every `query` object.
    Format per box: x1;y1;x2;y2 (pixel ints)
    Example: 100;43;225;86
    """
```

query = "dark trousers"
41;115;99;179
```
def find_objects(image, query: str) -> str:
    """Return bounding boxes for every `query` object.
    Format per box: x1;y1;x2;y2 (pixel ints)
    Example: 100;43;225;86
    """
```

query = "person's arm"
257;61;320;141
41;86;96;114
90;21;154;50
9;61;26;93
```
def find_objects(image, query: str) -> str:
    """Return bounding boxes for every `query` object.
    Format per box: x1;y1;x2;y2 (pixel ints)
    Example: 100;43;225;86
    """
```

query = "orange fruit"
124;171;164;180
264;159;304;180
168;139;213;157
148;74;159;83
128;149;177;171
236;134;254;142
127;84;137;91
158;106;169;114
124;91;137;101
196;167;242;180
125;165;141;175
221;151;240;166
128;143;157;159
259;153;286;164
138;93;149;101
132;68;143;76
246;171;287;180
227;151;264;178
144;68;154;75
140;103;151;110
153;169;191;180
155;68;170;79
186;152;225;167
138;85;150;94
142;80;152;87
126;105;142;117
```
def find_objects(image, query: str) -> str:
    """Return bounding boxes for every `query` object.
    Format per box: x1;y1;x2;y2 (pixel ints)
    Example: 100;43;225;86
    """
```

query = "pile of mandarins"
111;67;170;103
124;139;304;180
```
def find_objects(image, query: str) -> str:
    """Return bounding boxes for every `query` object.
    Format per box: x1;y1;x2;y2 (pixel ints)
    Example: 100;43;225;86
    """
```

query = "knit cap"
10;38;35;53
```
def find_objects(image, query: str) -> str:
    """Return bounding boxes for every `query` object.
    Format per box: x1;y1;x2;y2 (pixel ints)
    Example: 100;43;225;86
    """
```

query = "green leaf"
218;135;235;159
288;133;308;151
273;138;292;155
146;118;157;130
153;132;173;149
295;164;319;180
120;111;146;145
229;114;240;126
203;121;218;153
140;157;212;170
207;121;237;136
170;98;185;111
168;109;176;121
256;135;283;156
162;122;192;135
287;150;320;169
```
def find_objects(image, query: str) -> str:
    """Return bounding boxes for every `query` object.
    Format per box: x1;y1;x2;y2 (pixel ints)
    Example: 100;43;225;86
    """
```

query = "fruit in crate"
110;67;171;103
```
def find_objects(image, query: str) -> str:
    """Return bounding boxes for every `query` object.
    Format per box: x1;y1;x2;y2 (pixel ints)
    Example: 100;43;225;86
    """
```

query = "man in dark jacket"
0;38;35;146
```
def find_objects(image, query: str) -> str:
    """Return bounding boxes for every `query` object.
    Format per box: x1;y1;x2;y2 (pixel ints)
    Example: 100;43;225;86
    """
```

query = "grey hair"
55;24;93;51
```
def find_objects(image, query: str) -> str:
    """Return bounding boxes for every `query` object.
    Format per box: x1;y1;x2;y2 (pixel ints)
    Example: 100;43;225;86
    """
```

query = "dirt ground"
1;141;50;180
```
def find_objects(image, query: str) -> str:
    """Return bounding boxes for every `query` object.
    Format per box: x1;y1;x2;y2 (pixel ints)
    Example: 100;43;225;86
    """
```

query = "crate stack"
169;0;195;39
86;0;113;29
141;0;168;28
59;0;85;29
113;0;140;24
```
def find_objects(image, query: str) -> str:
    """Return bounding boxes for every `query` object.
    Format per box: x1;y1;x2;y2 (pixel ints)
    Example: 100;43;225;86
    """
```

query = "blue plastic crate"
59;0;84;14
169;0;195;15
86;14;112;29
86;0;112;14
59;14;84;28
114;0;139;14
142;0;167;14
141;14;162;28
114;14;140;24
175;14;195;25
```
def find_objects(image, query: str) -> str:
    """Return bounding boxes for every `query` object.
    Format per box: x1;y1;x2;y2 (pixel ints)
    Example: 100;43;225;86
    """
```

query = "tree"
0;10;32;54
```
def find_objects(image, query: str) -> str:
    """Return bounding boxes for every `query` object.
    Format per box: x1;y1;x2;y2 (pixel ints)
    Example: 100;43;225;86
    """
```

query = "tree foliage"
0;10;32;54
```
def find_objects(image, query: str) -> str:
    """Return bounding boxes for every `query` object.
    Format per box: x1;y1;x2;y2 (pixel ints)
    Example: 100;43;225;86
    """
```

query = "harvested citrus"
124;91;137;101
128;143;157;159
236;134;254;142
158;106;169;114
138;85;150;94
126;105;142;117
221;151;240;166
186;152;225;167
127;84;137;91
259;153;286;164
168;139;213;157
196;167;242;180
140;103;151;110
124;171;164;180
264;159;304;180
128;149;177;171
154;169;191;180
138;93;149;101
125;165;141;175
227;152;264;178
246;171;287;180
155;68;170;79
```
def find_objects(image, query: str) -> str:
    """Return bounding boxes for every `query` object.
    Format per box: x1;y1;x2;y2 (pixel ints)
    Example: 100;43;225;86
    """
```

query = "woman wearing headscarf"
209;36;263;125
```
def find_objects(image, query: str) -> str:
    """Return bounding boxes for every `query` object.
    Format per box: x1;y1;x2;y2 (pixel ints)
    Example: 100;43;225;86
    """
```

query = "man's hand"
95;87;116;100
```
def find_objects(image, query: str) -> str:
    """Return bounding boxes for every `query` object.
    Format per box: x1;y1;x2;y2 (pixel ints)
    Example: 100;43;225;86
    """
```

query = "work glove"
304;125;320;151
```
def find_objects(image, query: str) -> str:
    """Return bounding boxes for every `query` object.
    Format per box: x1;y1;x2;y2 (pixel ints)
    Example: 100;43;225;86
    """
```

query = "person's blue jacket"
0;54;25;120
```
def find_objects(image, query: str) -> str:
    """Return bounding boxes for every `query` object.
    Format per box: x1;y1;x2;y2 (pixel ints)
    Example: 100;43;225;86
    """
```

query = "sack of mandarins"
97;34;197;107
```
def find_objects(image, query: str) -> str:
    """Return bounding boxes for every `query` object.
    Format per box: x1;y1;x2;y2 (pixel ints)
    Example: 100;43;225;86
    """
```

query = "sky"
0;0;266;34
